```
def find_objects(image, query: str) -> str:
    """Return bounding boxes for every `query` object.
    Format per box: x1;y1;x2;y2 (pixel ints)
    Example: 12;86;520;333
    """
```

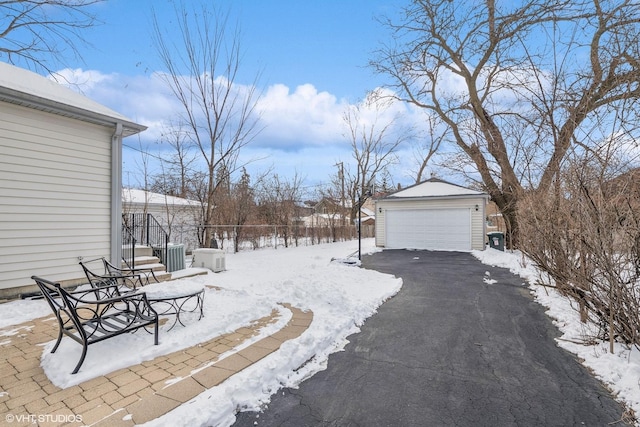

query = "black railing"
121;220;136;265
123;213;169;265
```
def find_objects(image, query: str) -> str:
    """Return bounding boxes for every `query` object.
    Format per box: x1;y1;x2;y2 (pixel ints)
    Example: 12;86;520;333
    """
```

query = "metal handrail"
123;213;169;265
121;220;136;265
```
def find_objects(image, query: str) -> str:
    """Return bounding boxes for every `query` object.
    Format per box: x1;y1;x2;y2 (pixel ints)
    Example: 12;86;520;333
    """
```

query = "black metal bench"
103;257;160;286
32;276;159;374
80;260;143;292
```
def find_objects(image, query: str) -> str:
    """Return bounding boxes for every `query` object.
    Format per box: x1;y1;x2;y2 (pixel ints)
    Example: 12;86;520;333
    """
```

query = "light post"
357;189;372;261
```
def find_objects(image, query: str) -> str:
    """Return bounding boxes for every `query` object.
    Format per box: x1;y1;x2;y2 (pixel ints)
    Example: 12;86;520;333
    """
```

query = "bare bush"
519;164;640;352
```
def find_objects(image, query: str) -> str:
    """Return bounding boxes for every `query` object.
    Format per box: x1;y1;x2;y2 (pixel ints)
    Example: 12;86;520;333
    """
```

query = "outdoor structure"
359;206;376;227
485;200;507;234
122;188;203;253
0;62;146;298
375;178;489;251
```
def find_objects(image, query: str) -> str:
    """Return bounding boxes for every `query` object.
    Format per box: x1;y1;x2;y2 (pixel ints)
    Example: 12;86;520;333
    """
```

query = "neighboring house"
604;167;640;201
358;206;376;227
122;188;203;252
375;178;489;251
297;197;375;228
297;213;345;227
0;62;146;298
485;201;507;234
314;197;349;217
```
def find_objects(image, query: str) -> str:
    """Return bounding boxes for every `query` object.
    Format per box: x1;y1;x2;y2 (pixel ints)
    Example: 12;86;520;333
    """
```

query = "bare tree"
0;0;101;73
156;122;197;199
372;0;640;245
256;173;304;248
343;94;410;221
411;113;445;183
211;167;257;252
314;180;350;242
152;3;262;249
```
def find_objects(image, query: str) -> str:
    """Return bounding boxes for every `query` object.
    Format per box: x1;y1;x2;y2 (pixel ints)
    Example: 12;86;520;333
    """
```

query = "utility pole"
335;162;345;226
334;162;345;208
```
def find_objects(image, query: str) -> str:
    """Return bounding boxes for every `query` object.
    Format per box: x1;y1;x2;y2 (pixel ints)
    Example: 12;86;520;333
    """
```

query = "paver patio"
0;300;313;427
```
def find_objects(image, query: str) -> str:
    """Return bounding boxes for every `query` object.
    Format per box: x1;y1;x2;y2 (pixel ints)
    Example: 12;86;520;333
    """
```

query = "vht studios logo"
5;413;83;424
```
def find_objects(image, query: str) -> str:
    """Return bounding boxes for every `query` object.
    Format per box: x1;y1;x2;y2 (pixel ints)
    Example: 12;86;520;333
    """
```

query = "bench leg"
71;344;88;374
154;319;159;345
51;329;63;353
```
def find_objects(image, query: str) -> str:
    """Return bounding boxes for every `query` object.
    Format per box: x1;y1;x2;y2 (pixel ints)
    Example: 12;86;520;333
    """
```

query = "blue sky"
84;1;397;99
44;1;428;193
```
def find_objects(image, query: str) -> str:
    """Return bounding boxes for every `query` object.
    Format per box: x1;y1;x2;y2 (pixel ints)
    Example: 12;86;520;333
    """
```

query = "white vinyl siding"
0;101;113;291
376;197;487;251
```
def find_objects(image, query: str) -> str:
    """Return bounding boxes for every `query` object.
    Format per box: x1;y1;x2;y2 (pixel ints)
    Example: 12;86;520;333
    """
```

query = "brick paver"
0;300;313;426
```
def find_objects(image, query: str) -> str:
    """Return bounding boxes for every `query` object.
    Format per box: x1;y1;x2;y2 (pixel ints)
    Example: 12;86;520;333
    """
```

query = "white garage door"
385;208;471;250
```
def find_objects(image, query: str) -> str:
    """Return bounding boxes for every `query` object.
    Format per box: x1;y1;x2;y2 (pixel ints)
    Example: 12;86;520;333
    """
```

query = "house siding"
123;203;203;253
0;101;113;293
375;196;487;251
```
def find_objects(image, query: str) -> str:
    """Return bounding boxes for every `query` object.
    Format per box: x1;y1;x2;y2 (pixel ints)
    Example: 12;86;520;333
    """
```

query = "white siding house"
0;62;146;298
122;188;203;252
375;178;489;251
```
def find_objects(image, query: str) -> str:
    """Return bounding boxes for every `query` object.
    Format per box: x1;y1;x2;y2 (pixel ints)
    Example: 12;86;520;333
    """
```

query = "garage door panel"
385;208;471;251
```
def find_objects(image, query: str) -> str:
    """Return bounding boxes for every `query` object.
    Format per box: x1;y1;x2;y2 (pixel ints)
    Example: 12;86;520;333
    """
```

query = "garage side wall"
375;197;487;251
0;102;113;297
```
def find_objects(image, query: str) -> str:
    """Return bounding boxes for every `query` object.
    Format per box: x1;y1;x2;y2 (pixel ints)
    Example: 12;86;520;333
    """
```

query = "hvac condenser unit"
193;248;226;272
165;244;185;272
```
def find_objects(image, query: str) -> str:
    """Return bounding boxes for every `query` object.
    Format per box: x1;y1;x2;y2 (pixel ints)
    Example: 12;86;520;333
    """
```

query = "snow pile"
0;299;49;329
473;248;640;421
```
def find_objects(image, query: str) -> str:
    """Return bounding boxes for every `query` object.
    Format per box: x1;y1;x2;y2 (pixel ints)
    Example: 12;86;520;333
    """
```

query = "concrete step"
123;252;171;283
124;248;206;284
123;245;154;258
125;257;162;269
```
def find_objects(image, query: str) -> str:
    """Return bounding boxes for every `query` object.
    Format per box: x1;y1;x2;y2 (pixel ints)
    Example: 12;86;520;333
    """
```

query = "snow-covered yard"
1;240;639;425
0;239;401;426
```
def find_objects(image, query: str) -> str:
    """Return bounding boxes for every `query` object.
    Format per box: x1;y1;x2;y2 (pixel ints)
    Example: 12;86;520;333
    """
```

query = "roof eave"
379;193;490;202
0;87;147;137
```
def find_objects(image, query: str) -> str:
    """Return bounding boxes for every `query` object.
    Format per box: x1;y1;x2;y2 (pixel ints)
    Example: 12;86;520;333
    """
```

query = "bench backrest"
79;261;139;293
31;276;87;340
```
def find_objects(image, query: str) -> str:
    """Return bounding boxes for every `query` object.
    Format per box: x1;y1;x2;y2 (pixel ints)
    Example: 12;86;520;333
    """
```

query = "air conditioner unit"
193;249;226;272
166;244;185;272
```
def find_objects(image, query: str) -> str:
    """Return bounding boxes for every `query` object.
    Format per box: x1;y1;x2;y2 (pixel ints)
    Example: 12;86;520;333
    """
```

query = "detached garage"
375;178;489;251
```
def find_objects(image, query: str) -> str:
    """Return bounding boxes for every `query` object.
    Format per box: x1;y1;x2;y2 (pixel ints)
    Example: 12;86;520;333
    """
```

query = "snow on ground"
3;242;638;425
0;298;49;329
0;239;402;426
473;248;640;423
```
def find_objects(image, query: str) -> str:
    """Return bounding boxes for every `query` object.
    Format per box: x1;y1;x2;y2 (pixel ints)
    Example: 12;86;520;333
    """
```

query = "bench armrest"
103;258;159;285
65;289;147;306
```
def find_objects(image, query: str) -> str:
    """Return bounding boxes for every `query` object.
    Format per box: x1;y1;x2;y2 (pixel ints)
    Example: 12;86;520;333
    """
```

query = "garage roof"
383;178;488;200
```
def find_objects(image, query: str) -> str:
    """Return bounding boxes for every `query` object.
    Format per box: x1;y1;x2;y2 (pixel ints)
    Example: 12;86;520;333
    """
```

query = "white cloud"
49;68;112;91
256;83;348;150
51;68;181;142
52;69;354;151
50;68;433;188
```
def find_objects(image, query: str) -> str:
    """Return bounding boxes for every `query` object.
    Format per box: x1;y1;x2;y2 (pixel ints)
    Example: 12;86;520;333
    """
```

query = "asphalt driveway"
234;250;630;426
